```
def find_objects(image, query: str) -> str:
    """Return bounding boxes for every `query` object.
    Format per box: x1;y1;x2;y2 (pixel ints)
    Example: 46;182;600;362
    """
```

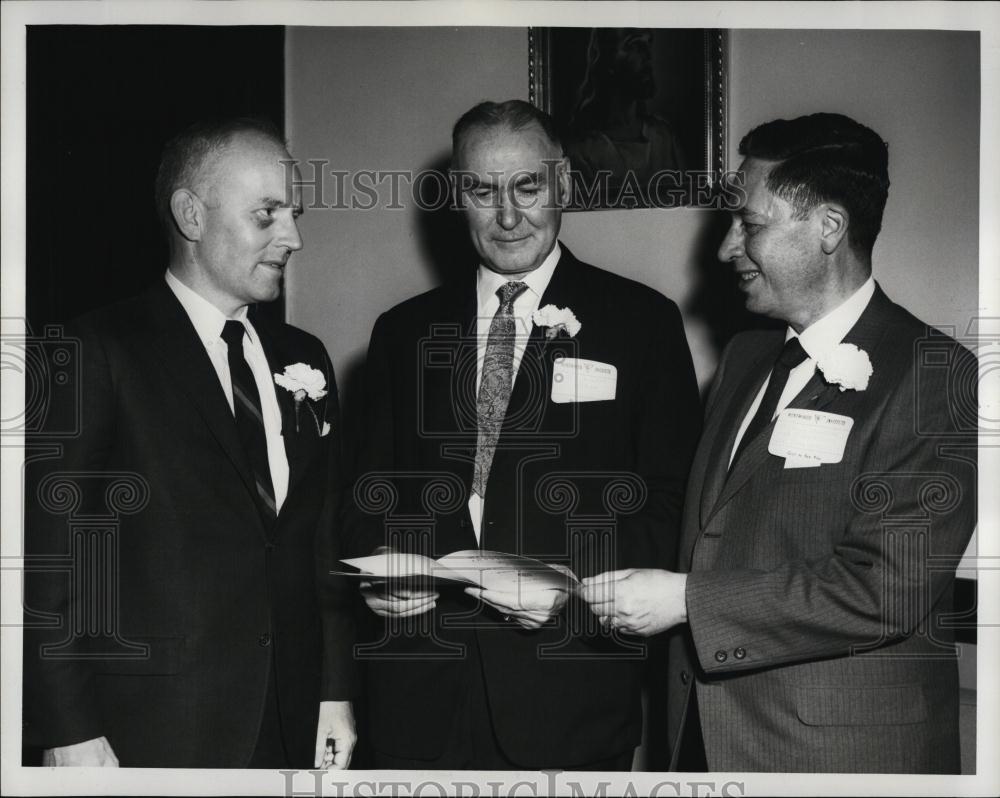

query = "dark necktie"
221;320;277;523
730;336;809;470
472;281;529;498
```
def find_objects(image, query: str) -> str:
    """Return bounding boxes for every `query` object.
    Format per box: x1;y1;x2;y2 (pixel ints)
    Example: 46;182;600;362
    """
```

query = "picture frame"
529;27;728;210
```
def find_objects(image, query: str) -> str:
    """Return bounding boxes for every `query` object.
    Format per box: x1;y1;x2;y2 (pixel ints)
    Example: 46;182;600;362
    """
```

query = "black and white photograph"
1;2;996;797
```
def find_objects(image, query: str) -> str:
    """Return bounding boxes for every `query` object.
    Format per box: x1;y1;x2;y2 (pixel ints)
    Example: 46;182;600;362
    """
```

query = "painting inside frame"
530;27;727;210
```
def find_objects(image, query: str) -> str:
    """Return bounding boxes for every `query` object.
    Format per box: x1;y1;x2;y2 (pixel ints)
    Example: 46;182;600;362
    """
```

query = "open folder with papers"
335;550;579;593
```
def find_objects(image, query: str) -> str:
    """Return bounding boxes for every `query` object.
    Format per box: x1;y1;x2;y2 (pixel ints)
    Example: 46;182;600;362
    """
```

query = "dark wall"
26;25;286;329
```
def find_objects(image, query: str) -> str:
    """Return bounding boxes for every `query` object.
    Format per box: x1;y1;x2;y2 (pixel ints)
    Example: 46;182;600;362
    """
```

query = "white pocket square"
321;421;331;437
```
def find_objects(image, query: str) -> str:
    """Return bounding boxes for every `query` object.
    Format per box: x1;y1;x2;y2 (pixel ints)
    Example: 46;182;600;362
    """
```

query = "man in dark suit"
344;99;701;770
23;118;357;768
582;113;977;773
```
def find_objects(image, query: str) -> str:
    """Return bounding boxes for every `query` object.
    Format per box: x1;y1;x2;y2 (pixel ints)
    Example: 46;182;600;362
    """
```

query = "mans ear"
169;188;204;242
818;203;849;254
556;156;573;207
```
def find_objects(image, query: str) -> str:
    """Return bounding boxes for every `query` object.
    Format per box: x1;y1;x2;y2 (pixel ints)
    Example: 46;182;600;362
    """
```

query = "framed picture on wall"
529;27;727;210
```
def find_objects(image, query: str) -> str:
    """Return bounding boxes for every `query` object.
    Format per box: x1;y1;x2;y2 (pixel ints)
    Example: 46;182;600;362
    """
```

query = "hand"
465;565;574;630
580;569;688;637
359;546;437;618
42;736;118;767
465;586;568;629
360;581;438;618
314;700;356;770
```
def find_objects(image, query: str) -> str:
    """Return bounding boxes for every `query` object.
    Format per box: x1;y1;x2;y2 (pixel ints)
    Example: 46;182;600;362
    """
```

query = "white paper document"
336;550;579;592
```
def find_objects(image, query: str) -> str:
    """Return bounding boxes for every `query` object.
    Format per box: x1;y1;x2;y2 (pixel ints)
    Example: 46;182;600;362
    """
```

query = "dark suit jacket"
344;246;701;767
23;281;356;767
667;286;977;773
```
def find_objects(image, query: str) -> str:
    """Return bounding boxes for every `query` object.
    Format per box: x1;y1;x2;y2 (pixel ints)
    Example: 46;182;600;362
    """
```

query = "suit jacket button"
680;670;690;684
258;633;271;647
734;647;746;659
714;649;727;663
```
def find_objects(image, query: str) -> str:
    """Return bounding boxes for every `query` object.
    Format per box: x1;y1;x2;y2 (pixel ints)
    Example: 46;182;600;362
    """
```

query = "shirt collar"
476;242;562;310
788;276;876;358
164;269;252;345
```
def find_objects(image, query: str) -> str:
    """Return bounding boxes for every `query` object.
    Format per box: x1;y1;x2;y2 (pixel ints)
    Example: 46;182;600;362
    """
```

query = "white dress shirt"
165;270;290;511
468;243;561;542
729;276;876;467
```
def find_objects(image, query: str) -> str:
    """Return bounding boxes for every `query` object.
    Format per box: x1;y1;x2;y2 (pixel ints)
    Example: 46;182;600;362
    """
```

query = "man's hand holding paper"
465;563;576;630
581;568;688;637
357;546;439;618
359;582;439;618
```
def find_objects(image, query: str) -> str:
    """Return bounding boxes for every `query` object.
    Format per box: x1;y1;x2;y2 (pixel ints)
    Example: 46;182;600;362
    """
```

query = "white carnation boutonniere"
816;343;873;392
273;363;328;433
531;304;582;340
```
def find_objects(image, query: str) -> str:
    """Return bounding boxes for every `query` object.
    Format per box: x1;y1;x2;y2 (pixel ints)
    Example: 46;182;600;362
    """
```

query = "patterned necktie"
730;336;809;470
472;281;529;498
220;320;277;523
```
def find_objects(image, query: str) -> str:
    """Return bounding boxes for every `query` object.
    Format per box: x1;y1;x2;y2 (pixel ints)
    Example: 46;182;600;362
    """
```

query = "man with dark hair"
344;98;701;769
581;112;977;772
23;118;357;768
736;112;889;257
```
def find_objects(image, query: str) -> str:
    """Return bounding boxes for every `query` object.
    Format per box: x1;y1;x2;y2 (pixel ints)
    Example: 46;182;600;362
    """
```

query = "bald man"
24;118;356;768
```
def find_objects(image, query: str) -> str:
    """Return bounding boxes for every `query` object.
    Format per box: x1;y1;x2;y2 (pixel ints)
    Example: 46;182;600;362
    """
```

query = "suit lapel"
711;365;827;518
809;289;890;412
443;275;479;495
502;251;574;433
703;285;895;527
699;339;780;527
145;283;260;511
783;285;892;419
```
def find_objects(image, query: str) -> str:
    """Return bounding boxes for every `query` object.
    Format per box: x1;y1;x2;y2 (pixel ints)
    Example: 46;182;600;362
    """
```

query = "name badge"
551;357;617;403
768;409;854;469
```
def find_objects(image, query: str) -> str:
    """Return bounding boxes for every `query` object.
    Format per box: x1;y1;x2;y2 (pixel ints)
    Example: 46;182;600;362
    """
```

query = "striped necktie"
221;320;277;524
472;280;529;498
